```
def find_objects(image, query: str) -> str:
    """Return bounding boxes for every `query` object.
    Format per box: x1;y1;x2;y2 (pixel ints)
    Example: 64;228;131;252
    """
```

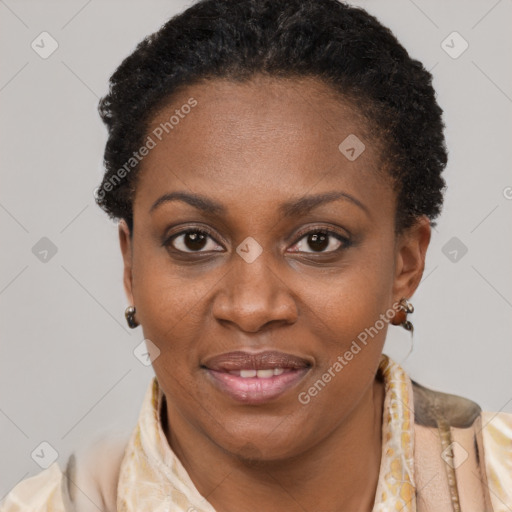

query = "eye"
166;228;224;253
289;228;351;254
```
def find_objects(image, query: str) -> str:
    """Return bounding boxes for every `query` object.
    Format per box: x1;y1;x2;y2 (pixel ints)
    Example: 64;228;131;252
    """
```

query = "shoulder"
411;379;482;427
481;411;512;511
411;380;512;510
0;462;68;511
0;431;130;512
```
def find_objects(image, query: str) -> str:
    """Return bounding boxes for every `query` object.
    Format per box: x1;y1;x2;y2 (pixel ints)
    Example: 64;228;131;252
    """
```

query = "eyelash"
164;225;352;255
292;226;352;253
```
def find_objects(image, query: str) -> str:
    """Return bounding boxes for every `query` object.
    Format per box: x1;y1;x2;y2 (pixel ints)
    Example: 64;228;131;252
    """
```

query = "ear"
118;219;134;305
392;216;431;301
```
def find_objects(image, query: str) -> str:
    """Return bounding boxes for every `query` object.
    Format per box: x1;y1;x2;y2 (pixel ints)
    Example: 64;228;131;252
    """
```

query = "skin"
118;75;431;512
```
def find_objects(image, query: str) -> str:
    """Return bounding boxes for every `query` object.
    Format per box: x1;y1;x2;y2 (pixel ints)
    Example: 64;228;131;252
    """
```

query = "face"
119;75;430;461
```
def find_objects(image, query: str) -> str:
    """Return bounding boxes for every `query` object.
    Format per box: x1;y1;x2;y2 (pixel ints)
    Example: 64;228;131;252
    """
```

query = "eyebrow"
150;191;227;215
149;190;368;217
279;191;368;218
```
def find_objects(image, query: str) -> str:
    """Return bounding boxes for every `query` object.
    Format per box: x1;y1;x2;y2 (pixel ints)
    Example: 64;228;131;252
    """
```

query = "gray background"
1;0;511;498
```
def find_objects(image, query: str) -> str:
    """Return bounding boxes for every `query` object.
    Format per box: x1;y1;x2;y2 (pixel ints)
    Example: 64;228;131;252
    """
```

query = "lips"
203;350;312;372
202;350;312;404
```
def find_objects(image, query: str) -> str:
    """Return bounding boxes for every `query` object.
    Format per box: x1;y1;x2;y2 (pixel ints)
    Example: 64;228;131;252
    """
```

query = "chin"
211;421;311;464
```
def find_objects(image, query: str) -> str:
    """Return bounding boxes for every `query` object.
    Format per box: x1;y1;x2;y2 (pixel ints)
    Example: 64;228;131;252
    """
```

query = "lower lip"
205;368;309;405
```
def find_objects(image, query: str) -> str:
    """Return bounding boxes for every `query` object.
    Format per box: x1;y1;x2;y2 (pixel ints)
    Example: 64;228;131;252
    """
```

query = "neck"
163;376;385;512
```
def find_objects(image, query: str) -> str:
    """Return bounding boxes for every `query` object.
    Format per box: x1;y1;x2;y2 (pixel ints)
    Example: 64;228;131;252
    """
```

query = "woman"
2;0;510;510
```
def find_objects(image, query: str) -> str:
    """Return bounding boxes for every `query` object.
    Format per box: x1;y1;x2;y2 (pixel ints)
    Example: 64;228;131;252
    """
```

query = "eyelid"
291;224;351;244
164;223;352;256
163;225;224;250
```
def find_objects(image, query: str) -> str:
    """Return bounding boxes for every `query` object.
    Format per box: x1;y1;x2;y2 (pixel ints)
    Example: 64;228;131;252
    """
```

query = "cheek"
299;235;396;340
129;239;194;359
129;236;231;385
298;236;395;392
130;229;195;321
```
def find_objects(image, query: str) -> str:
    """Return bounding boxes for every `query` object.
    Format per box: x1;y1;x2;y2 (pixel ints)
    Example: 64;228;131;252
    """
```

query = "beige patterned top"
2;355;511;511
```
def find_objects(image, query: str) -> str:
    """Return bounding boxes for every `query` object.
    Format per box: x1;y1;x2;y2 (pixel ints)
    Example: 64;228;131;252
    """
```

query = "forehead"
134;75;391;217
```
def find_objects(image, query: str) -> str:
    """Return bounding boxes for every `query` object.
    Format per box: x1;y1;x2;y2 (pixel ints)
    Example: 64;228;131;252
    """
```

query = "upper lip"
202;350;312;372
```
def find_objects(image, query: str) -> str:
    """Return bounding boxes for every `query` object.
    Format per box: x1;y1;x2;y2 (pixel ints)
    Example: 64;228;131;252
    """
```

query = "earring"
392;298;415;362
392;298;414;333
125;305;139;328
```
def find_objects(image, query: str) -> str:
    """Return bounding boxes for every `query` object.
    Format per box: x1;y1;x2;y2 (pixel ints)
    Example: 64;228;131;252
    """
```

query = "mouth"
201;350;312;405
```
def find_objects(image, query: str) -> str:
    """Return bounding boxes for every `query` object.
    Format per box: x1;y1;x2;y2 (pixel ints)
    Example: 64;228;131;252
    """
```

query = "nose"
212;250;299;333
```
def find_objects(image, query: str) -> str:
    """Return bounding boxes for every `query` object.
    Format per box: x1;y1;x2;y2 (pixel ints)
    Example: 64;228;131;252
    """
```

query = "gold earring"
125;306;139;328
391;298;414;333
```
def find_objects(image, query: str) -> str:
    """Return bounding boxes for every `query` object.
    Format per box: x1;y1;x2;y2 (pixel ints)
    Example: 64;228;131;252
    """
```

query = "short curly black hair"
96;0;447;233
